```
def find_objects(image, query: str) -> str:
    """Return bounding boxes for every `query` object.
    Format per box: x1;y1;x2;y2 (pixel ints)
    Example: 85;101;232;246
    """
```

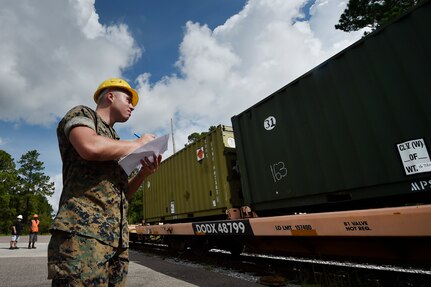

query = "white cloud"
0;0;141;125
0;0;365;143
128;0;365;157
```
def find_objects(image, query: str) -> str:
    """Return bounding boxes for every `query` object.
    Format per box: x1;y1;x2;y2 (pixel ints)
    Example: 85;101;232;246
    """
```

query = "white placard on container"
397;138;431;175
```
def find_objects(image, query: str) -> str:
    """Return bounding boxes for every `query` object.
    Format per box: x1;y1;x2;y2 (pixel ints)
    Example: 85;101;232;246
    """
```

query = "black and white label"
397;139;431;175
264;116;276;130
192;220;253;235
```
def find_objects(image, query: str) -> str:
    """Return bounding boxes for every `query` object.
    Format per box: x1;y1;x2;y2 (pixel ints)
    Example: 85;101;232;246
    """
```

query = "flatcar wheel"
191;238;209;257
167;237;187;255
228;241;245;256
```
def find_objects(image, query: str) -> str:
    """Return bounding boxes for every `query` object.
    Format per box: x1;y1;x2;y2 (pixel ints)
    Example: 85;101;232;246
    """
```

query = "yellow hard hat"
93;78;139;107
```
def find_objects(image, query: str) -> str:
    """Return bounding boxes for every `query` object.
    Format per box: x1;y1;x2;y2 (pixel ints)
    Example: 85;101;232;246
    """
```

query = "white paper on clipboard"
119;134;169;175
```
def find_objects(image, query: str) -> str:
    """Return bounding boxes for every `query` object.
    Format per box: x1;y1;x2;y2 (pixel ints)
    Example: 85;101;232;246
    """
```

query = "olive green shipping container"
231;2;431;214
142;125;242;223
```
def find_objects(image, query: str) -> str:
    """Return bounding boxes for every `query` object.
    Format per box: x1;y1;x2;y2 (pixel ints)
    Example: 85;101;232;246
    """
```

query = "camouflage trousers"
48;230;129;287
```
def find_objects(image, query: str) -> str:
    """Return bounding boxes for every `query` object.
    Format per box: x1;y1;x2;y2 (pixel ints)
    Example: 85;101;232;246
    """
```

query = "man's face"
112;90;134;122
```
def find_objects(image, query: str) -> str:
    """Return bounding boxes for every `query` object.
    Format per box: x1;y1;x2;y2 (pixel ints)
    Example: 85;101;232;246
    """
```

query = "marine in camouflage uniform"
48;79;161;286
48;105;130;286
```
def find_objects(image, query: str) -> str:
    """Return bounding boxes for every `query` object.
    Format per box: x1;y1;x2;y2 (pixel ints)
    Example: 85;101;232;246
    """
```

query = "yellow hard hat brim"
93;78;139;107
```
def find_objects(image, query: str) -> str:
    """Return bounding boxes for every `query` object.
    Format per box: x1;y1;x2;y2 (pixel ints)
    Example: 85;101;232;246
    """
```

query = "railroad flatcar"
131;1;431;265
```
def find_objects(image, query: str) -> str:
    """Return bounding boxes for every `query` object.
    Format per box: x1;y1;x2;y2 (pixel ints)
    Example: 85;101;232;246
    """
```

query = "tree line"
335;0;424;34
0;147;146;231
0;150;54;235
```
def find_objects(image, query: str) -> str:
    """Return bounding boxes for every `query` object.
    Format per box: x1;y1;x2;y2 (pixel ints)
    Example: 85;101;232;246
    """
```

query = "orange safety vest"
30;219;40;233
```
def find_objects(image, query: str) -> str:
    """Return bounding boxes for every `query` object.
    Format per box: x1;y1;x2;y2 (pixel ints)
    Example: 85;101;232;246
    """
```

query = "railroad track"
130;241;431;286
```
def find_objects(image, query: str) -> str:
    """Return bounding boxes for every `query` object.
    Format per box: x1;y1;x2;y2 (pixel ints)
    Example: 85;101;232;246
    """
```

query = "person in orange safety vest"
28;214;40;249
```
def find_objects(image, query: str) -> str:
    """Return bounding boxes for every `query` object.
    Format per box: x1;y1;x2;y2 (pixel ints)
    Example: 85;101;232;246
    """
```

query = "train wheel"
167;237;187;255
228;241;245;256
190;238;209;257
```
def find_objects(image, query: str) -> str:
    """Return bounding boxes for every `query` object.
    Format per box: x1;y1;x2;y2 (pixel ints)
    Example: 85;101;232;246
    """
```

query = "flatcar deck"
135;204;431;237
133;204;431;265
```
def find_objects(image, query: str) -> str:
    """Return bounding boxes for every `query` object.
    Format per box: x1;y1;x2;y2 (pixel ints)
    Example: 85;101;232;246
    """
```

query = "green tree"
0;150;19;234
187;132;202;144
128;188;144;224
335;0;422;33
17;150;54;233
186;126;217;145
127;168;144;224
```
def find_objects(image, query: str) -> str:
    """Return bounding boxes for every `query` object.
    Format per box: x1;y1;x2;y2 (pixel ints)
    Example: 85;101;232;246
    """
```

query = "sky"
0;0;365;213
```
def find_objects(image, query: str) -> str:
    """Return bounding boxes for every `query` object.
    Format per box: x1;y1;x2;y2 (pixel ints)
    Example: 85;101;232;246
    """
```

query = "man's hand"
139;154;162;176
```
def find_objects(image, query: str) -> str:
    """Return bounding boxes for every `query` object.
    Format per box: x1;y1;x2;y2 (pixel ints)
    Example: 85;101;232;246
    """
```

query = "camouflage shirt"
51;105;129;248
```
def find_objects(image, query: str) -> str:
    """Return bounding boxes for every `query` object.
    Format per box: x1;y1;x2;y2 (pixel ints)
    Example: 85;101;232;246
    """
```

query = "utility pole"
171;118;176;153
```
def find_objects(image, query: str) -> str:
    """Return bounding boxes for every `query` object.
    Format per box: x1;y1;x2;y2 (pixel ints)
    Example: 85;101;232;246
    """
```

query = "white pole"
171;118;176;153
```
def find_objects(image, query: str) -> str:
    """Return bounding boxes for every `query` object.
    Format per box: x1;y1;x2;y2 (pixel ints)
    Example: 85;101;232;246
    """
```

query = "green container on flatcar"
142;125;242;223
231;2;431;214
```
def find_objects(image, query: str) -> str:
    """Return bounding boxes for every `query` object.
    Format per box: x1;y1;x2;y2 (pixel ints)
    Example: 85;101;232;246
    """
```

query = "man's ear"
107;91;115;103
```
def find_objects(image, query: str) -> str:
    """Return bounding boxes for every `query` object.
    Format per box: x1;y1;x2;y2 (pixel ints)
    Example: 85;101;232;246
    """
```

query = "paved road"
0;236;262;286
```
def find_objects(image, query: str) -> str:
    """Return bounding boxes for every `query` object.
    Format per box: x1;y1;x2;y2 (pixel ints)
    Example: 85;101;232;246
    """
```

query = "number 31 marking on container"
264;116;276;130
